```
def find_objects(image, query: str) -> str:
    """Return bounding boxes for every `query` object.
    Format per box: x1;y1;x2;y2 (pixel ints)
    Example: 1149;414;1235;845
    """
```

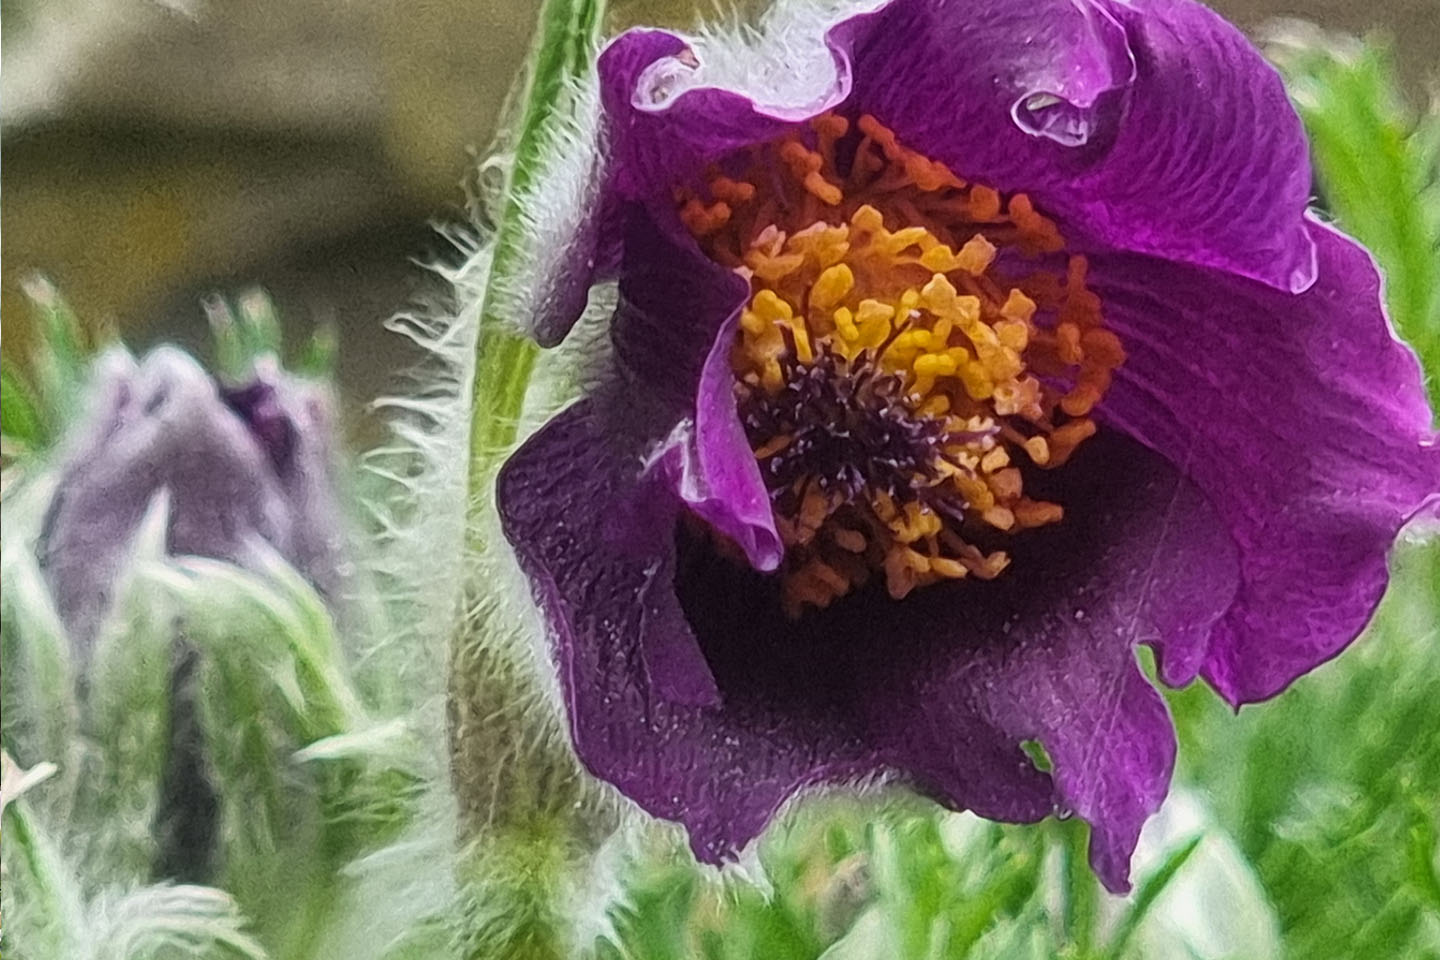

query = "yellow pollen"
680;112;1124;616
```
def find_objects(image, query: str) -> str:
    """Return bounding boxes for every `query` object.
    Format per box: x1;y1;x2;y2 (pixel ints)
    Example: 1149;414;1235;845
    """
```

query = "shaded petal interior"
500;392;1240;890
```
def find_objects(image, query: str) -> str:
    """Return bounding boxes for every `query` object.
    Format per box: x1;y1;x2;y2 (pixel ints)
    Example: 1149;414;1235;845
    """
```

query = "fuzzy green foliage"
469;0;607;468
204;289;337;384
1;307;431;960
1;279;108;460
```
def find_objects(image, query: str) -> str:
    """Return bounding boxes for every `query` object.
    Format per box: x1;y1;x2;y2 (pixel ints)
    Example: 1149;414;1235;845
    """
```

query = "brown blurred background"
2;0;1435;425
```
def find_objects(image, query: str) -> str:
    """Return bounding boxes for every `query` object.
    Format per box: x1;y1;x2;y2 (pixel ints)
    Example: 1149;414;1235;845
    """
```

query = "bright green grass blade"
1105;834;1204;958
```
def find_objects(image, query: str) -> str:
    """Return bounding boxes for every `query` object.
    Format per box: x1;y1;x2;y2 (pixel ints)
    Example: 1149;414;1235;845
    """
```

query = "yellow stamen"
681;112;1123;615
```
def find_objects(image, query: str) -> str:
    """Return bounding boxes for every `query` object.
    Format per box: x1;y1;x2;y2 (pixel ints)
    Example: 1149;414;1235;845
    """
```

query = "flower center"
679;113;1123;616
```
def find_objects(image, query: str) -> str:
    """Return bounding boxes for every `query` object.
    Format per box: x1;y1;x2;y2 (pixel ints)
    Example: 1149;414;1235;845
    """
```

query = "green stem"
1060;821;1098;960
467;0;605;505
450;4;614;957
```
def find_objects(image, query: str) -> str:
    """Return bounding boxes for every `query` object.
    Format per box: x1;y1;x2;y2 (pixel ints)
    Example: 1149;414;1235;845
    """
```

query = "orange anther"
679;111;1120;616
1055;322;1084;366
1081;327;1126;368
1013;499;1064;528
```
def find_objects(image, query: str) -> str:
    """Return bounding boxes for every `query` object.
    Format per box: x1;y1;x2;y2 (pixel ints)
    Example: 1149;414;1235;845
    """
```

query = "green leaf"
2;359;47;452
205;289;286;381
295;322;339;380
1;796;88;959
66;492;180;888
1;492;81;790
81;884;270;960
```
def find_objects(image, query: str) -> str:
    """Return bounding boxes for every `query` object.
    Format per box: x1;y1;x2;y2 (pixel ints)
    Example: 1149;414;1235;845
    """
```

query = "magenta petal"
850;435;1238;892
523;25;839;346
1091;219;1440;705
496;399;873;854
853;0;1314;291
611;212;781;571
501;405;1240;888
687;315;783;571
599;26;852;203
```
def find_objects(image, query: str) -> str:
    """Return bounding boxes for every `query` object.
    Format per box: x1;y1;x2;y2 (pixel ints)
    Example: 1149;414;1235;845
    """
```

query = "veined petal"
851;0;1315;291
836;434;1237;892
588;0;1315;317
1090;219;1440;704
502;409;1239;888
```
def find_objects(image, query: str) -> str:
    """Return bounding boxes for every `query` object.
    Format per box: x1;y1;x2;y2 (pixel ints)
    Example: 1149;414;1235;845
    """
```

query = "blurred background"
2;0;1436;425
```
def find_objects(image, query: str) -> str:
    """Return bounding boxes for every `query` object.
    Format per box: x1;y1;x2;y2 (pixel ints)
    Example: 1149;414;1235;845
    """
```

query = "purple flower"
40;346;345;654
495;0;1440;890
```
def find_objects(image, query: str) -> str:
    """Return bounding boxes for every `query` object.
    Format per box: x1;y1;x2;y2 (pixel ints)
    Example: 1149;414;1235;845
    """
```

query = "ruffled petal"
841;434;1238;892
610;210;781;571
525;27;829;346
496;398;875;854
553;0;1318;342
503;402;1240;887
599;21;855;203
851;0;1314;291
1089;219;1440;705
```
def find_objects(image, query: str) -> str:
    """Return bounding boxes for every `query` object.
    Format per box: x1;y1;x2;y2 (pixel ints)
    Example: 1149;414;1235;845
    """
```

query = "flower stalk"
467;0;606;494
449;0;614;956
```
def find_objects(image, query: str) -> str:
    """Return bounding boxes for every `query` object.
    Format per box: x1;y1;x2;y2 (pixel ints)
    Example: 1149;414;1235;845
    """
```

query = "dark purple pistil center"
738;348;953;511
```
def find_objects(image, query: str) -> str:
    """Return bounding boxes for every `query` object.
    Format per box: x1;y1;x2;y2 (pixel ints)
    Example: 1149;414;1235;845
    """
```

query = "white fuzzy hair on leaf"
352;226;489;740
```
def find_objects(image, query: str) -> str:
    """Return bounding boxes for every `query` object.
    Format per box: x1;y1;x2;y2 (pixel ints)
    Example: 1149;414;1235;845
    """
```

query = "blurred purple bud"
38;345;346;655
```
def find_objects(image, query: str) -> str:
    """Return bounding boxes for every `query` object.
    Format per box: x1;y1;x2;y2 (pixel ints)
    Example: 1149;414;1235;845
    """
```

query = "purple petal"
496;398;874;855
611;210;781;571
533;12;878;345
1090;219;1440;705
40;348;346;654
599;25;854;203
220;359;346;601
685;315;784;571
501;392;1240;888
842;433;1237;892
524;183;623;349
852;0;1315;292
526;26;810;346
41;348;292;653
591;0;1314;301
